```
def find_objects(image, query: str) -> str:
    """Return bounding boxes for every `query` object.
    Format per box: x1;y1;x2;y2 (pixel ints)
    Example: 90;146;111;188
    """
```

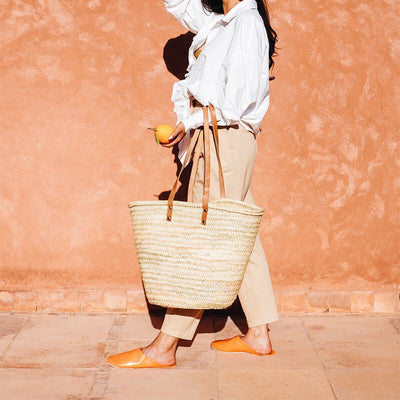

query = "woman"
107;0;279;368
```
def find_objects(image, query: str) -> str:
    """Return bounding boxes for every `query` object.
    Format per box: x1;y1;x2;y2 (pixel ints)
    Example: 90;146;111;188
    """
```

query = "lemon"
148;124;174;144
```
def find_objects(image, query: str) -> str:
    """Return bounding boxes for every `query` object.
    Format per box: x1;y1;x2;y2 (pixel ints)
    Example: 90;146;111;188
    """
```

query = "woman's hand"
161;122;186;148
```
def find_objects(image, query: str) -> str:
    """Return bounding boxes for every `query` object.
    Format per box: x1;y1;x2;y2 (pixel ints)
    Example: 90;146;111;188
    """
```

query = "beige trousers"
161;112;279;340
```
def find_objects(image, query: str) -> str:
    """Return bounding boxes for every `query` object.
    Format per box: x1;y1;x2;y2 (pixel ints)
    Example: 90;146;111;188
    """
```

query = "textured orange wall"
0;0;399;293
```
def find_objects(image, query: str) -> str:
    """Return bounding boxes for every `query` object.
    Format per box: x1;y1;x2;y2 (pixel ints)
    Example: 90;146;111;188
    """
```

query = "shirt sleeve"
181;108;204;131
171;80;191;126
213;20;269;130
163;0;213;34
181;17;269;132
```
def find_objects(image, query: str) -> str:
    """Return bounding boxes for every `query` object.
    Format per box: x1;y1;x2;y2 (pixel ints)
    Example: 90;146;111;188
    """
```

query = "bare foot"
240;324;273;355
141;332;179;366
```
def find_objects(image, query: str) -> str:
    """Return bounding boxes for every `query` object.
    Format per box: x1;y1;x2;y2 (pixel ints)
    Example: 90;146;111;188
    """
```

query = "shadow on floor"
146;296;248;347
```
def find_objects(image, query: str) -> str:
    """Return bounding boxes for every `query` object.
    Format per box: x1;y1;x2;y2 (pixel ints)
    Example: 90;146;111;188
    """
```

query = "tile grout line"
88;314;127;400
0;315;30;365
299;316;338;400
212;317;223;400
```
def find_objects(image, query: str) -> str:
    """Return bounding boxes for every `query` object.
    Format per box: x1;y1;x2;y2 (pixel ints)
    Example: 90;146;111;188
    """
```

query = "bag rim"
128;198;264;217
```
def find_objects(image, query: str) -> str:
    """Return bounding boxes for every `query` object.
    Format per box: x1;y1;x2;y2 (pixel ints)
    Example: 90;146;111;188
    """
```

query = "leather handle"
201;107;211;225
167;103;226;225
167;128;201;221
187;132;203;203
209;104;226;199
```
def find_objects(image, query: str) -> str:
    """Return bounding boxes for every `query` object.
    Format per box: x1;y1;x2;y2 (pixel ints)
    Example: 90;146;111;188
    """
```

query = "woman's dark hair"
201;0;278;79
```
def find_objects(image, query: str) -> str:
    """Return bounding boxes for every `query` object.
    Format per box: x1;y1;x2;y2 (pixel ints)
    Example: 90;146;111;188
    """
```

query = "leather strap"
167;128;201;221
187;131;203;203
209;104;226;198
166;103;226;225
201;107;211;224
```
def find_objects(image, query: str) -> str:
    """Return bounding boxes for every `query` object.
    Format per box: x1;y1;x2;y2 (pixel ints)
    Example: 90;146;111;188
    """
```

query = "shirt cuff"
181;110;205;132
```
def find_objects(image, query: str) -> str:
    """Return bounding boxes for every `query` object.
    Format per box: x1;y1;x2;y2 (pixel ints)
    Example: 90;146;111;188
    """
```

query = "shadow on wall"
158;31;196;202
163;31;194;80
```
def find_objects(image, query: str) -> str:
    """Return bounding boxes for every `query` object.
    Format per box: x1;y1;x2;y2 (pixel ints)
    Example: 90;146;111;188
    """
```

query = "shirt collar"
221;0;257;24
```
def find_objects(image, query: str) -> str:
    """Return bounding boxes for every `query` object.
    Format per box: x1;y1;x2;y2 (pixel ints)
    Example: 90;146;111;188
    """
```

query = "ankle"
247;325;269;338
150;332;179;353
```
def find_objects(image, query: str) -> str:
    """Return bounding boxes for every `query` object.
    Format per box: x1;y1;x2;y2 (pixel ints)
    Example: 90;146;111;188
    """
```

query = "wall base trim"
0;289;399;314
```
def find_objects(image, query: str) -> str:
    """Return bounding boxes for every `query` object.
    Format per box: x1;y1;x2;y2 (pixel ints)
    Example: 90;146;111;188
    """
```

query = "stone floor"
0;312;399;400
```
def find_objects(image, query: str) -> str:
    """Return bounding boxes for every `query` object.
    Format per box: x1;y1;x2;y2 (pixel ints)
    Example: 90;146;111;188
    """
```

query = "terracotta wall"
0;1;399;301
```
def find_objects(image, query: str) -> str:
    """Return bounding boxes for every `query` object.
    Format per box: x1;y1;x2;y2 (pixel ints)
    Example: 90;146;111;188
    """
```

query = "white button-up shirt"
163;0;270;163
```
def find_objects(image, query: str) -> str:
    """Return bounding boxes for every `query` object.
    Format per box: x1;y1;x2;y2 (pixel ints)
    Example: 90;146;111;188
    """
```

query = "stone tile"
351;291;374;313
88;369;110;400
326;368;400;400
0;291;15;311
126;289;147;313
36;292;63;312
218;368;335;400
0;314;27;338
280;291;306;312
275;292;283;312
0;314;27;357
119;314;164;340
36;291;82;312
14;291;37;312
176;339;216;369
268;316;308;342
106;369;218;400
306;291;329;312
302;315;399;342
373;292;399;313
64;291;83;312
0;367;95;400
314;340;400;369
81;290;105;312
104;289;127;312
1;314;113;368
216;338;320;370
328;291;351;312
388;316;400;334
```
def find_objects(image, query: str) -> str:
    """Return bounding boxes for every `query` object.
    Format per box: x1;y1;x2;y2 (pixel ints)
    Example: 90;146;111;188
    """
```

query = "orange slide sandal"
107;348;177;369
211;335;275;356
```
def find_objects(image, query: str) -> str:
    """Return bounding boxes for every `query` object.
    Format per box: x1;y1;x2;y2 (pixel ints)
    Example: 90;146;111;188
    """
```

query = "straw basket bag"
128;105;264;309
